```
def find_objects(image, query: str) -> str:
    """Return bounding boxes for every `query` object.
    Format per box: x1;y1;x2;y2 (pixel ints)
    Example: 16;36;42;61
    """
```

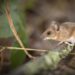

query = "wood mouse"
41;21;75;45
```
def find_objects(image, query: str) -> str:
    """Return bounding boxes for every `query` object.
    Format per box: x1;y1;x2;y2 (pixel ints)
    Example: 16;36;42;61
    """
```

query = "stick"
5;0;33;58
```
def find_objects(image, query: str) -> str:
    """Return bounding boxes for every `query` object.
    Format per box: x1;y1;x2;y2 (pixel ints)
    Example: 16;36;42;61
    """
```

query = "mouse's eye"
47;31;51;35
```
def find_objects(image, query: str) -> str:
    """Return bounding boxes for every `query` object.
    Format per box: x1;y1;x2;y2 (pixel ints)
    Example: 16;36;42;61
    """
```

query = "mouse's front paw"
65;37;75;45
64;41;74;46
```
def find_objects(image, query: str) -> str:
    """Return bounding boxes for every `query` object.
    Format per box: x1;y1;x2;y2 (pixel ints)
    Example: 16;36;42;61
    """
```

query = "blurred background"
0;0;75;75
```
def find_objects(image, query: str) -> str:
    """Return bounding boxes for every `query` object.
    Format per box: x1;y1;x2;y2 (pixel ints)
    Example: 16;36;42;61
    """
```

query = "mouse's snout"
41;31;51;41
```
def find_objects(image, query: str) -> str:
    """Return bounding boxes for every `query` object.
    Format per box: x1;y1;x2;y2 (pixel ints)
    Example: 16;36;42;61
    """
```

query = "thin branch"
6;47;47;52
5;0;33;58
0;46;47;52
0;46;75;55
6;47;75;55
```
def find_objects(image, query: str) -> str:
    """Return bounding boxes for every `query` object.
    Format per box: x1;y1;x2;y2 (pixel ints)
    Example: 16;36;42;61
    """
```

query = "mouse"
41;21;75;45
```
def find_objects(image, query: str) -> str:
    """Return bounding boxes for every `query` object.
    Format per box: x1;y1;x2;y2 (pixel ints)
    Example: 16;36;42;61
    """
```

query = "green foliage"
0;0;20;38
9;1;29;68
0;0;36;69
10;10;29;68
0;13;19;38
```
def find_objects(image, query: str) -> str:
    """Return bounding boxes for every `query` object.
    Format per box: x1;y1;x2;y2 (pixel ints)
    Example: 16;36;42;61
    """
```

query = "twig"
0;46;47;52
6;46;47;52
0;46;75;55
5;0;33;58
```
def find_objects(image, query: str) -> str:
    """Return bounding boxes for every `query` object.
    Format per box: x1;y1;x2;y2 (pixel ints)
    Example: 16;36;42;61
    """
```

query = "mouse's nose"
40;33;50;40
43;37;51;40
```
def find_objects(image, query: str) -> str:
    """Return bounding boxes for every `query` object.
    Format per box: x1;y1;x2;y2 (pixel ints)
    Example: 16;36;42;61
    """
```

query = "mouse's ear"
50;21;59;31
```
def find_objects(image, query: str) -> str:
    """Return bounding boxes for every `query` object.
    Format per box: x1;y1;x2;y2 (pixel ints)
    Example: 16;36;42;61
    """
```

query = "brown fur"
42;21;75;42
